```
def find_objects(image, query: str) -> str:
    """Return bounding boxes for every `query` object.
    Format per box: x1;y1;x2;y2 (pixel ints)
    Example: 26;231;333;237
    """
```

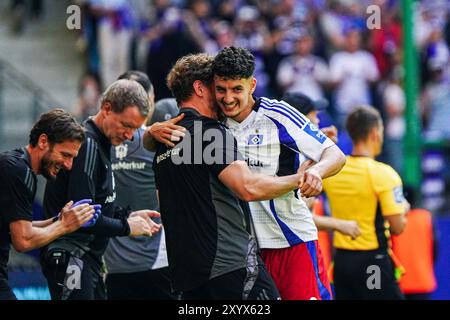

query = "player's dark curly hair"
29;109;85;147
167;53;214;104
213;46;255;79
346;106;382;143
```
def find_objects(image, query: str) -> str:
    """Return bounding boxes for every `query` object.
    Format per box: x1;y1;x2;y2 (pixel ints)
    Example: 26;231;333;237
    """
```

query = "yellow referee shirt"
322;156;406;251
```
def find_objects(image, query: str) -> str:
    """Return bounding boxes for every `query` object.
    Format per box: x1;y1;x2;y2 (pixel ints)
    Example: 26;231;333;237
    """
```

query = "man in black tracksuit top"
149;54;307;299
41;79;160;300
0;109;94;300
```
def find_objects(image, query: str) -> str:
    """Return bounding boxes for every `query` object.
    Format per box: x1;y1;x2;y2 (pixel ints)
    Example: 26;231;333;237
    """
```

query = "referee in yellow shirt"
323;106;409;300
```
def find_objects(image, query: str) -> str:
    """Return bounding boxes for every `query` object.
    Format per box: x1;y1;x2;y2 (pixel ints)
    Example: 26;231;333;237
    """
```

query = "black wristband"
118;214;131;236
114;206;132;219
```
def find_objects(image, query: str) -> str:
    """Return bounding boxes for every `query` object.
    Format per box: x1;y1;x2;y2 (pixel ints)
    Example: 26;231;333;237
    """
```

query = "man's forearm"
219;161;300;202
311;145;345;179
11;221;68;253
313;214;339;232
244;173;299;201
32;218;55;228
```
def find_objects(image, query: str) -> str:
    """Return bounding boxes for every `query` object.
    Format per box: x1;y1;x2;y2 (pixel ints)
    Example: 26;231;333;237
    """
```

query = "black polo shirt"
0;148;36;281
153;108;258;292
43;118;129;267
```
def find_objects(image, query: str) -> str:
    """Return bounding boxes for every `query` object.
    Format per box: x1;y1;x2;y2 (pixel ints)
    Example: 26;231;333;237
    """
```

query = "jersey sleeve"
260;98;335;162
3;165;34;224
205;123;244;177
66;137;98;201
370;162;406;216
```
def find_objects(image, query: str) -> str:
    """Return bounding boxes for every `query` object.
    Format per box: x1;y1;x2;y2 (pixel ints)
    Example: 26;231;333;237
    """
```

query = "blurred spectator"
270;0;311;57
9;0;43;35
128;0;154;70
183;0;217;53
415;1;449;50
215;0;237;23
420;56;450;139
329;29;379;127
90;0;135;87
369;9;402;80
207;20;235;54
422;25;450;85
80;2;101;79
382;64;406;174
234;5;272;96
276;29;329;100
75;72;102;121
319;0;347;53
145;7;202;100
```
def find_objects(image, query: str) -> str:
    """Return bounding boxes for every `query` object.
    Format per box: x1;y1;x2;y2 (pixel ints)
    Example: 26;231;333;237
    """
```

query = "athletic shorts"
182;260;280;300
333;249;404;300
260;240;332;300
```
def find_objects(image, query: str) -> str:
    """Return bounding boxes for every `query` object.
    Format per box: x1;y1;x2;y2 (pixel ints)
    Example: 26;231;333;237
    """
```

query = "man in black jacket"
41;79;161;300
0;109;96;300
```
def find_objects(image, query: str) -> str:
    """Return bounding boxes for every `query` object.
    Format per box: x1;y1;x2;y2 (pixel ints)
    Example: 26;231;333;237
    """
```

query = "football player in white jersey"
210;47;346;300
145;48;346;299
281;92;361;240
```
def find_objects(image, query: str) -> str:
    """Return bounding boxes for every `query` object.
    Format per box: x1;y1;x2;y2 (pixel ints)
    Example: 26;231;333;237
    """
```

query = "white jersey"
226;97;334;249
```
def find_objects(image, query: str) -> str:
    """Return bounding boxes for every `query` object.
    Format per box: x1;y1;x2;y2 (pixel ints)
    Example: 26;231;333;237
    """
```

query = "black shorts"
106;267;179;300
41;249;106;300
182;262;280;300
333;249;404;300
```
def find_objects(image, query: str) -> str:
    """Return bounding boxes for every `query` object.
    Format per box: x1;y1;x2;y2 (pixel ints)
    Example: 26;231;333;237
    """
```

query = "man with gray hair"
104;72;179;300
41;79;161;300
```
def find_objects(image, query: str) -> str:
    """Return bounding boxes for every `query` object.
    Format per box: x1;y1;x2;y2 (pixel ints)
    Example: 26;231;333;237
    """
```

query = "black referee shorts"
333;249;404;300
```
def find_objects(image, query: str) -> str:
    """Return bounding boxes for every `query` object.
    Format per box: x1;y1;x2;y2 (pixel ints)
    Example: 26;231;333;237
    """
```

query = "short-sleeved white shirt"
226;97;335;248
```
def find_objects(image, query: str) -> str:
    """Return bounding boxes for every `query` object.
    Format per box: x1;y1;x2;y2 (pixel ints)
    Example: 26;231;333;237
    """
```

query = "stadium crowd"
72;0;450;173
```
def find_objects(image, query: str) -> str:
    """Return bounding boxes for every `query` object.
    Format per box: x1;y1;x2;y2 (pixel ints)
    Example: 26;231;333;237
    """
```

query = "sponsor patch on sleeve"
303;122;326;144
393;186;405;204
